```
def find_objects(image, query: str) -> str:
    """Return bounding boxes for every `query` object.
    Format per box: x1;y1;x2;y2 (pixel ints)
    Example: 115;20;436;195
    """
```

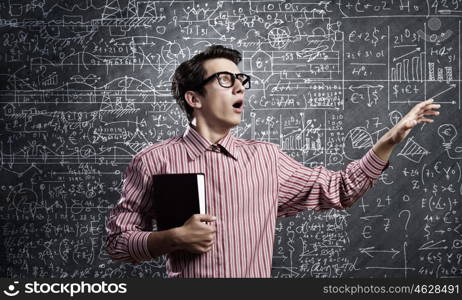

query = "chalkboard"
0;0;461;279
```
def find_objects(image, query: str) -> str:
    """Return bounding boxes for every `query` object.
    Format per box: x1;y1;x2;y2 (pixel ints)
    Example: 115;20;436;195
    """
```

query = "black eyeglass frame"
197;71;251;90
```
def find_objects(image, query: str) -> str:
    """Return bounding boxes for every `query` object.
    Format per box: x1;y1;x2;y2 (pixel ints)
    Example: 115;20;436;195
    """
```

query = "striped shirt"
106;125;388;278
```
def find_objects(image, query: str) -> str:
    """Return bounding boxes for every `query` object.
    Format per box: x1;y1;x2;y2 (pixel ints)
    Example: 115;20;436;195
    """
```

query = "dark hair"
171;45;242;122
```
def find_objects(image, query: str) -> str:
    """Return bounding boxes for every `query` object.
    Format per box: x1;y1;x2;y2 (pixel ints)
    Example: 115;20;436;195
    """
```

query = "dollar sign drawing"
372;27;379;47
393;84;399;97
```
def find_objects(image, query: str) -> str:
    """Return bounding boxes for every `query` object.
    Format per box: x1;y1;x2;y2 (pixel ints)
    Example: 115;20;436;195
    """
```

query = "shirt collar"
182;124;238;161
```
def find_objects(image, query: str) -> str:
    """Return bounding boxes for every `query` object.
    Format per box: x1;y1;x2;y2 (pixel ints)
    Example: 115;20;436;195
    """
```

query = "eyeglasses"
198;71;251;89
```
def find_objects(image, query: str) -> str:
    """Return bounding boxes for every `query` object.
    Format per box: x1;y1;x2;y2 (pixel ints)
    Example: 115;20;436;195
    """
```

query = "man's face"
194;58;245;130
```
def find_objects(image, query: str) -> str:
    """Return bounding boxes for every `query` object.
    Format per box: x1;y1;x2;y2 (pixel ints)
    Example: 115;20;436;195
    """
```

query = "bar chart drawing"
390;50;424;82
427;63;453;83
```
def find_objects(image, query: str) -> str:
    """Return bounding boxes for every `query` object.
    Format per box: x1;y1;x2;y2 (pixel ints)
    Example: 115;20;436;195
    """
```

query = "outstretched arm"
372;99;441;162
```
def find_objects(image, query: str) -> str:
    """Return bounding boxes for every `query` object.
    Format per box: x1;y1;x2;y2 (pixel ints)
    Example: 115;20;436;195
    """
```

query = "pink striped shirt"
106;125;388;278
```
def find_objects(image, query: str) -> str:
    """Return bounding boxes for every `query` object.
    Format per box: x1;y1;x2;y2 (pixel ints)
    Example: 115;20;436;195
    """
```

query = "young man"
105;45;440;278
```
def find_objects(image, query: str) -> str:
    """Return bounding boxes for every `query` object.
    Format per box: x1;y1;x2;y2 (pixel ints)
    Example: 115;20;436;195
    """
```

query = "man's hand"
387;99;440;145
147;214;216;258
173;214;217;254
372;99;441;162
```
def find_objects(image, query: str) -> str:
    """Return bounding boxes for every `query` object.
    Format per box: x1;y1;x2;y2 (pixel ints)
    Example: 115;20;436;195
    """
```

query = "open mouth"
232;99;243;109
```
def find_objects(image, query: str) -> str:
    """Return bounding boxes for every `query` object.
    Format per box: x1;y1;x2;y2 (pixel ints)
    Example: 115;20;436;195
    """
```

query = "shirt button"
211;145;221;152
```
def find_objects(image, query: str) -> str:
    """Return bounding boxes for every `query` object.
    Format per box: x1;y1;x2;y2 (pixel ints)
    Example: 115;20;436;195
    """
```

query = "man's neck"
190;119;231;144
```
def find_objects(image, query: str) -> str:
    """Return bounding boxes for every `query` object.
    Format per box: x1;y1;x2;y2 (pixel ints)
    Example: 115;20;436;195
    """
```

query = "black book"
151;173;206;231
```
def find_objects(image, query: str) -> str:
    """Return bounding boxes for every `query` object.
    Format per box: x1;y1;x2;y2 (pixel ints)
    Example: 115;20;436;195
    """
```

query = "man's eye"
219;76;232;84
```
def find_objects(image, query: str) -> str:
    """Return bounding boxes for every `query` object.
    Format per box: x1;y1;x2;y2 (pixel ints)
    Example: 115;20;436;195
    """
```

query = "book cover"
151;173;205;231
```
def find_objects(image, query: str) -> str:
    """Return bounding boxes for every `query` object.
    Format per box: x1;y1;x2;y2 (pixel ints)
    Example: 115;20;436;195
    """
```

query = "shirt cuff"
128;231;153;262
358;149;389;180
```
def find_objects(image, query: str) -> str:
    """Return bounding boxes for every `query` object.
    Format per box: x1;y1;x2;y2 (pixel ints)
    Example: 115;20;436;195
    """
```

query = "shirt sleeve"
105;154;154;263
277;147;389;217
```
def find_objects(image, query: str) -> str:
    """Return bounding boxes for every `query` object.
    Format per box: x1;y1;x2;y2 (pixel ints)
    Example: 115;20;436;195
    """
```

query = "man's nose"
232;78;245;94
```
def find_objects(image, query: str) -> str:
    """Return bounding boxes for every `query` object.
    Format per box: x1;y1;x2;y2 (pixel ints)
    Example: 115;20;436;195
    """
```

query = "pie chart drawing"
343;127;374;160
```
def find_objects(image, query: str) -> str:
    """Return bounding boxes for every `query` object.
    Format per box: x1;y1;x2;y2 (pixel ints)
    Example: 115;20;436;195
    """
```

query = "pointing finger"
417;99;434;109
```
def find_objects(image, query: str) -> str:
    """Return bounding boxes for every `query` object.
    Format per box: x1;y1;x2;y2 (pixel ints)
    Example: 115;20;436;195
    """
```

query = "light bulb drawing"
437;124;462;159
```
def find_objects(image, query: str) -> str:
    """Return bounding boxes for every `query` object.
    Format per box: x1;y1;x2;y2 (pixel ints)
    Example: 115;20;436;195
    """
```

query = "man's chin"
229;118;241;128
221;115;241;128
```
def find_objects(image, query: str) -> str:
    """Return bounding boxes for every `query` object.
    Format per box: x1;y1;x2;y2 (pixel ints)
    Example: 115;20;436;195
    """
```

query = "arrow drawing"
418;239;448;251
429;84;456;99
359;246;400;258
393;48;421;62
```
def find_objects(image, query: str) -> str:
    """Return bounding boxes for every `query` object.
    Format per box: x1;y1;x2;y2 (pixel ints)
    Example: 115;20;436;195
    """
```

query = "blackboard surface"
0;0;461;278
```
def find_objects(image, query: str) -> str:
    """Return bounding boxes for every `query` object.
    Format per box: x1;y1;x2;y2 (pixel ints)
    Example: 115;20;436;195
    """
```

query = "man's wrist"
147;228;183;258
169;227;184;252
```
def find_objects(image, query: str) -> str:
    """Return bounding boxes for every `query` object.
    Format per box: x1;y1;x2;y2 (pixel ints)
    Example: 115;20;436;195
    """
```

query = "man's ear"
184;91;202;109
